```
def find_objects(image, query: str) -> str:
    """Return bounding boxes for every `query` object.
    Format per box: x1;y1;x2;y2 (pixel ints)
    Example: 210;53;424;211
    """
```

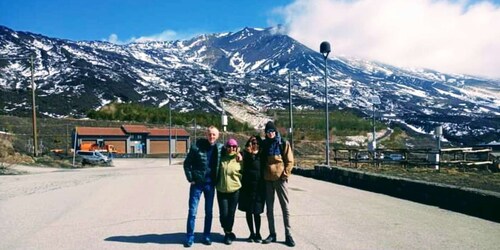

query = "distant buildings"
73;125;190;155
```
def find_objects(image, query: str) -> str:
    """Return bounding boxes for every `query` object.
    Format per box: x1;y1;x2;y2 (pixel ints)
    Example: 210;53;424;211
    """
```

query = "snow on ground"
222;100;271;130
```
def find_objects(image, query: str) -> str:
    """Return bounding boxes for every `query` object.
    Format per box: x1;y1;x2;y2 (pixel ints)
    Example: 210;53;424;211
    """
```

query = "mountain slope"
0;25;498;145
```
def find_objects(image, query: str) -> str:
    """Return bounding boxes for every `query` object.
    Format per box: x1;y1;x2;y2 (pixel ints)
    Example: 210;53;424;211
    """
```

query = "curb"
293;165;500;223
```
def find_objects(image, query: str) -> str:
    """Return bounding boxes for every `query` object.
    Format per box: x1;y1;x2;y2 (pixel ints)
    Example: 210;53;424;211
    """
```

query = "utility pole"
30;54;38;157
0;55;38;156
169;103;172;166
288;71;293;149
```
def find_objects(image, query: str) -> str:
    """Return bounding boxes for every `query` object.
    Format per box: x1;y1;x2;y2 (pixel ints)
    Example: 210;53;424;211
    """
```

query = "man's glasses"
265;129;276;134
251;141;258;145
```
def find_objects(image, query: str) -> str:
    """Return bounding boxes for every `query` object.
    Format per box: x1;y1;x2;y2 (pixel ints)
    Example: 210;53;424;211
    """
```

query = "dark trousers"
217;190;240;233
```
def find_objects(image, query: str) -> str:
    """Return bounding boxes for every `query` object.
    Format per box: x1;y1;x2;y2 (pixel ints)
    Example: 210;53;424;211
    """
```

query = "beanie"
226;138;238;147
265;121;276;133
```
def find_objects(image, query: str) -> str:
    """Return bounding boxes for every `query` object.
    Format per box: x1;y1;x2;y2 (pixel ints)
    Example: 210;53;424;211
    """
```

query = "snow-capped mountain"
0;25;498;145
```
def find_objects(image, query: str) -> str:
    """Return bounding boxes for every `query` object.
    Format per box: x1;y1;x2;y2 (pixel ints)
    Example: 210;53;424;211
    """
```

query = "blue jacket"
183;138;223;184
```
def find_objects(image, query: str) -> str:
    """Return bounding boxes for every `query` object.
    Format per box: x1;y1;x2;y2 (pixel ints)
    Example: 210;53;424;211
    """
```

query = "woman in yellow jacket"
216;138;242;245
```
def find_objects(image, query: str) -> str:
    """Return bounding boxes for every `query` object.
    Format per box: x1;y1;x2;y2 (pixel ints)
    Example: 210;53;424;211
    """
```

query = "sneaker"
253;233;262;243
184;237;194;248
285;235;296;247
202;237;212;245
262;234;276;244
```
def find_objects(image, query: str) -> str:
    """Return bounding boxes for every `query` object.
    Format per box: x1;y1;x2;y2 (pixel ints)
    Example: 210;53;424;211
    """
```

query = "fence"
328;147;496;171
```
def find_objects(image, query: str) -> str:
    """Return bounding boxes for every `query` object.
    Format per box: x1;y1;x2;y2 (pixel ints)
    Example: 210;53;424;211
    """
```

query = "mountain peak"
0;25;499;145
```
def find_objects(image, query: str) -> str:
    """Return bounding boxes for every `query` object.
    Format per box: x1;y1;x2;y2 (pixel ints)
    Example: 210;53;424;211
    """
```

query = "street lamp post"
320;41;331;166
219;85;228;141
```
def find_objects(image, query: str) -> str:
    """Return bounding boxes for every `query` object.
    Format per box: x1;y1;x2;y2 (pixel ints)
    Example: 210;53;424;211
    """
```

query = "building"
73;125;190;155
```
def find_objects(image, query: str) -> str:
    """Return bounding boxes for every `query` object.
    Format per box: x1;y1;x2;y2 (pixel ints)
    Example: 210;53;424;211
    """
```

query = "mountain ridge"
0;25;498;145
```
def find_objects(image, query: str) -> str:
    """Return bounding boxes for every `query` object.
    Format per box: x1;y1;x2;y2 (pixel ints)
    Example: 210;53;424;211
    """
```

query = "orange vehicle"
80;143;118;153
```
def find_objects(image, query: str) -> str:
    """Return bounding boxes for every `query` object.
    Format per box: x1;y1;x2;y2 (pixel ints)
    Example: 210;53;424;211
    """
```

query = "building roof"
75;126;189;137
76;127;127;136
121;125;150;134
149;128;190;137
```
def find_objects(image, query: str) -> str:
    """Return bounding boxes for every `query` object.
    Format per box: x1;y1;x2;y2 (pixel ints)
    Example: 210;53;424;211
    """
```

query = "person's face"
250;139;259;150
266;130;276;139
206;128;219;145
227;145;238;153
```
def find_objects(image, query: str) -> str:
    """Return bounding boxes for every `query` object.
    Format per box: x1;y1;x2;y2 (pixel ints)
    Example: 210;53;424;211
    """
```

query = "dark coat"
238;149;266;214
183;138;223;184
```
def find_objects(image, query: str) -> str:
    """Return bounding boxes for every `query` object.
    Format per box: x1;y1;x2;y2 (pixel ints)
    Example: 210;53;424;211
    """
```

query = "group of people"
182;121;296;247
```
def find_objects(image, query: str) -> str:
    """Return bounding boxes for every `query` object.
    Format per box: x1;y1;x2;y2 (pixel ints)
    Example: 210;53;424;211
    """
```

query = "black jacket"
183;138;223;184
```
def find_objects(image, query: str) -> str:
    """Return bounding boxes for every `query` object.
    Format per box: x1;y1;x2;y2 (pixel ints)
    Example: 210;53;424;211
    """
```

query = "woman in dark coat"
238;135;266;242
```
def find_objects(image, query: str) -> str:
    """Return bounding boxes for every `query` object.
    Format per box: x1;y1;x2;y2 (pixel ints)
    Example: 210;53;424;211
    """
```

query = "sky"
1;0;500;79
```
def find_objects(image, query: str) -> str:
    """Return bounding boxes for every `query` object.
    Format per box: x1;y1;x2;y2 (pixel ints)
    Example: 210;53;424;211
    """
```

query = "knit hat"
226;138;238;147
265;121;276;133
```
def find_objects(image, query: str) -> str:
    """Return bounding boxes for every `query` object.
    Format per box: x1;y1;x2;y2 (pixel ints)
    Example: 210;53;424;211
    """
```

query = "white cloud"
107;33;119;44
275;0;500;79
105;29;195;44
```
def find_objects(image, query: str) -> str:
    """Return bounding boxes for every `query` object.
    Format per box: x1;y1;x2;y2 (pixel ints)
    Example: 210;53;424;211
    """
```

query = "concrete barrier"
292;165;500;223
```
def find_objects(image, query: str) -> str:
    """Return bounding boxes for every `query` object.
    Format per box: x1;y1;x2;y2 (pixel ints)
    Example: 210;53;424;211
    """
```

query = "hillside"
0;25;499;145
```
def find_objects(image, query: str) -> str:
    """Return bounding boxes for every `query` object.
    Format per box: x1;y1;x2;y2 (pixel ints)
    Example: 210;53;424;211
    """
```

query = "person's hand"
190;181;195;185
280;173;288;181
236;152;243;162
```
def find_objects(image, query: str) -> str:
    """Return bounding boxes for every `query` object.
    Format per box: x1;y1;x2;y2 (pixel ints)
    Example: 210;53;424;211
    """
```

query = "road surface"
1;159;499;249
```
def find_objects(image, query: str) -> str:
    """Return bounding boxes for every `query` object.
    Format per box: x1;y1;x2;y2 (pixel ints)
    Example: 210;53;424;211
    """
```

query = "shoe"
253;233;262;243
183;237;194;248
262;234;276;244
247;234;255;242
285;235;296;247
229;232;236;241
202;237;212;245
224;234;233;245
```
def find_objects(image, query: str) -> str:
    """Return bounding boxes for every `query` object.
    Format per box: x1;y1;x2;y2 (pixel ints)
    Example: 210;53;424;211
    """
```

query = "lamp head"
320;41;331;58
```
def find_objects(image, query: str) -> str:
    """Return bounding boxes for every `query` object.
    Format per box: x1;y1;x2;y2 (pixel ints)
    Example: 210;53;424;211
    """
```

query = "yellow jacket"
216;153;242;193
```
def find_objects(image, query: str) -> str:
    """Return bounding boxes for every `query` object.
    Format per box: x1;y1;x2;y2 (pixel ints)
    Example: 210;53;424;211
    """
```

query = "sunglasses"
265;129;276;133
228;145;238;149
251;141;258;145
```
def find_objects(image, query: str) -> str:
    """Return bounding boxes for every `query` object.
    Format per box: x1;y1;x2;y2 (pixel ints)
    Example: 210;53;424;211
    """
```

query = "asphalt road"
1;159;499;249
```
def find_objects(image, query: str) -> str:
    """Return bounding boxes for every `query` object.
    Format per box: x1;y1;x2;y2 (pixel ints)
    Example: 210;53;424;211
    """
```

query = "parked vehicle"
384;153;405;161
357;152;370;160
80;143;120;154
76;150;112;166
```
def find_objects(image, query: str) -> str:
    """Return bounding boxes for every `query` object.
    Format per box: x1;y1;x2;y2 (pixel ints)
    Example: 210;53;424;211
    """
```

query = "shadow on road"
105;232;224;245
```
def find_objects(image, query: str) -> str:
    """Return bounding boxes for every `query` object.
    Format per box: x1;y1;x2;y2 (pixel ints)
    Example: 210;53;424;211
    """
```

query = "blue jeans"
186;182;215;239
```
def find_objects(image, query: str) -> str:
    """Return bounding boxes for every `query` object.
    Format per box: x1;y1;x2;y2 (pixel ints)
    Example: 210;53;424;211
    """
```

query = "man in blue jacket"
183;126;223;247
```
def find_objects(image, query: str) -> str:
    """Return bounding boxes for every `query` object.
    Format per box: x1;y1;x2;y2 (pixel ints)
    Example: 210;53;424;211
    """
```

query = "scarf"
267;133;282;156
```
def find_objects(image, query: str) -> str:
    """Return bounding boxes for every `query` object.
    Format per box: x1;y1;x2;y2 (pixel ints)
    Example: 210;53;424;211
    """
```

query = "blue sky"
0;0;292;42
1;0;500;78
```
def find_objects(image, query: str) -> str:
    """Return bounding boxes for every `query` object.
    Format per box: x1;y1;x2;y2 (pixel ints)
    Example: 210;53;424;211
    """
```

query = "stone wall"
293;165;500;222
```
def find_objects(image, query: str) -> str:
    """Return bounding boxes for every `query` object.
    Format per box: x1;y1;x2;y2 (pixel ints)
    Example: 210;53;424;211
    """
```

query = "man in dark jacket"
260;121;296;247
183;126;223;247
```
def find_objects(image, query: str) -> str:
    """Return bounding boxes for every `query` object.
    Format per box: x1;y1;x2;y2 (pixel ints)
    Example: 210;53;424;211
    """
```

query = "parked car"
76;150;112;166
357;152;370;160
384;153;405;161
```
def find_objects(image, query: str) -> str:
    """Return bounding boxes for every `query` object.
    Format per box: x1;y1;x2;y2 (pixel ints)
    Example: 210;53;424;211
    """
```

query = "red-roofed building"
74;125;190;155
